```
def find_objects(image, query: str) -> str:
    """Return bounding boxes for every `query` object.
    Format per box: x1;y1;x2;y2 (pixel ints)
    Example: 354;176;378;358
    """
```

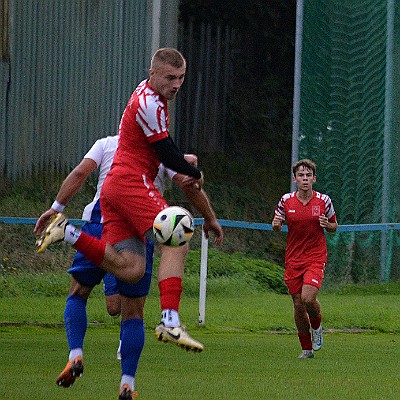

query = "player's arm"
151;137;203;186
55;158;97;205
272;196;286;232
272;213;284;232
173;154;202;189
34;158;97;234
172;173;223;245
319;214;338;233
320;197;338;233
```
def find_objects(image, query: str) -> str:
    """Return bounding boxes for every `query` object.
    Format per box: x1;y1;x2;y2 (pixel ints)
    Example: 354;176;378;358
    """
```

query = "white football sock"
161;309;180;328
69;348;83;360
121;374;135;391
116;340;122;360
64;224;81;245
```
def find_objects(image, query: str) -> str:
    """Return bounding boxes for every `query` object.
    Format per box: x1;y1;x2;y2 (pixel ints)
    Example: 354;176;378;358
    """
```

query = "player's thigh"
301;284;320;303
303;263;325;290
117;258;152;300
69;246;106;288
157;242;189;280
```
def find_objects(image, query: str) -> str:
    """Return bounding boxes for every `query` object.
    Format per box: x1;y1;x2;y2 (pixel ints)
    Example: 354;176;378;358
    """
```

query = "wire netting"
298;0;400;282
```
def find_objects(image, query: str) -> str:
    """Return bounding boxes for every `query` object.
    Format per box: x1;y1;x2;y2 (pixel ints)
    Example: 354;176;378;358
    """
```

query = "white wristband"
51;200;65;212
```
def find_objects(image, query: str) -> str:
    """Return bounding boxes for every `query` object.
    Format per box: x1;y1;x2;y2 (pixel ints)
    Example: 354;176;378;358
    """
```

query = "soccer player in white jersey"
35;135;168;396
272;159;338;359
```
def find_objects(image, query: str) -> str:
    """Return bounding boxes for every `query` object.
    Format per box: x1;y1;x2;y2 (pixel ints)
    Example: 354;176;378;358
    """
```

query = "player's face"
149;63;186;100
293;166;316;191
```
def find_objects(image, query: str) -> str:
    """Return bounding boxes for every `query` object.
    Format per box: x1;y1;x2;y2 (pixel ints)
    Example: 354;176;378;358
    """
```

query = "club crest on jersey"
312;206;320;216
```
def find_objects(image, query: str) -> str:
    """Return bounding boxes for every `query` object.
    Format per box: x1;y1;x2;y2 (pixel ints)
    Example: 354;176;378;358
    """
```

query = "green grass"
1;283;400;333
1;326;400;400
1;287;400;399
2;156;400;398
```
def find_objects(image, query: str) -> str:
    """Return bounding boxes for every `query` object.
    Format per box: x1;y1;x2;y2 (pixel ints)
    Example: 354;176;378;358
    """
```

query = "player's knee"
69;280;92;299
106;295;121;317
117;256;146;283
301;295;317;309
107;308;121;318
125;267;145;284
180;242;189;255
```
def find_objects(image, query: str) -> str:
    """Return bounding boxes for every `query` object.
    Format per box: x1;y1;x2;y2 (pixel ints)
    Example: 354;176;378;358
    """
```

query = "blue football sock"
64;294;88;350
120;318;145;377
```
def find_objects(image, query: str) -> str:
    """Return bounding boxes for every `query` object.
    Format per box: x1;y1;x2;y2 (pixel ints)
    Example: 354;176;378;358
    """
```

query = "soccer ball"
153;206;195;246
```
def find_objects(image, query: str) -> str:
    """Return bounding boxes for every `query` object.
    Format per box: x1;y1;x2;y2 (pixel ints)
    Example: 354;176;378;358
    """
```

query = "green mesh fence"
298;0;400;283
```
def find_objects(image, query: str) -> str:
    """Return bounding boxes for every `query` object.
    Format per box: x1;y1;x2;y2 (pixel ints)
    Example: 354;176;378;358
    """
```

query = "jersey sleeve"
136;91;169;143
323;194;336;221
83;139;106;168
275;193;291;218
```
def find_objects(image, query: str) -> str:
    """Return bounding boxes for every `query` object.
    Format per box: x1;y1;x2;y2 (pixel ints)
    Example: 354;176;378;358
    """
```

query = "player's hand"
34;208;57;234
202;218;224;245
176;175;199;189
319;214;329;228
319;215;338;232
184;154;198;167
177;171;204;190
272;214;284;231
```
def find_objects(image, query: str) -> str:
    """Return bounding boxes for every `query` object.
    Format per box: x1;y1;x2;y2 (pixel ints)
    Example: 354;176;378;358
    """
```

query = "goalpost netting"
294;0;400;283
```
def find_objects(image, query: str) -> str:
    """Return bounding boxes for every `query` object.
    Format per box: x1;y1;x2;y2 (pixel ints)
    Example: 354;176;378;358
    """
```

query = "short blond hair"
151;48;186;70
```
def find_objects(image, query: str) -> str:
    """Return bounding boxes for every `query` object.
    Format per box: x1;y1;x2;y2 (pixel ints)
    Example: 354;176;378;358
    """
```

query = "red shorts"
284;262;325;295
100;173;168;245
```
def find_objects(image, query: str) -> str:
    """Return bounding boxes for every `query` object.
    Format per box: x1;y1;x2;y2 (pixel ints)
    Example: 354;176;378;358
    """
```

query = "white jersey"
82;135;176;222
154;163;177;195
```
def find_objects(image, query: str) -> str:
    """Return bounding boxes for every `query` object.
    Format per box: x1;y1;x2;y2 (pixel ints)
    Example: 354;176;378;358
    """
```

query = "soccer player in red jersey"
35;48;223;399
272;159;338;359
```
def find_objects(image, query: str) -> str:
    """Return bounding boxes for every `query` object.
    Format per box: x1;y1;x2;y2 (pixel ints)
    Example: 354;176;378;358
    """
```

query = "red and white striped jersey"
274;190;337;267
108;79;170;184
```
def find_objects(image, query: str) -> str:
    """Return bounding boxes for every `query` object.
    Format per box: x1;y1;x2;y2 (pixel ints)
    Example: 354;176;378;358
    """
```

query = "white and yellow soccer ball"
153;206;194;247
153;206;195;246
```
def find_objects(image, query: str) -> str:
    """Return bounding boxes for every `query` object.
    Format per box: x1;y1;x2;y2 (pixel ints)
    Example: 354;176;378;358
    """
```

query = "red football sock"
298;332;312;350
73;231;106;266
158;277;182;311
309;313;322;330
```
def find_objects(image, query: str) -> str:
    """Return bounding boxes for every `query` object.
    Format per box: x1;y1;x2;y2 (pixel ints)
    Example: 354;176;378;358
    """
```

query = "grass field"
1;289;400;400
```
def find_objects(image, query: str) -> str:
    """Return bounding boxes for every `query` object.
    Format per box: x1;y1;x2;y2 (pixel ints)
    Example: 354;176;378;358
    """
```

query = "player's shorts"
103;272;119;296
284;262;325;295
69;222;154;298
68;221;106;287
103;239;154;298
100;173;168;245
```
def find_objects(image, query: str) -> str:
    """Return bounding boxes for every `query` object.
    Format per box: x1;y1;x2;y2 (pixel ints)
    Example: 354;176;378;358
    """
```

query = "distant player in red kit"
272;159;338;359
